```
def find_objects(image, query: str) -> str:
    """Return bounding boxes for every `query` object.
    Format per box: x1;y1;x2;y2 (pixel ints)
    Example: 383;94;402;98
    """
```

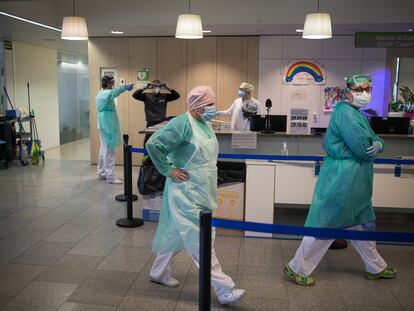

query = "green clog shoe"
284;265;315;286
365;268;397;280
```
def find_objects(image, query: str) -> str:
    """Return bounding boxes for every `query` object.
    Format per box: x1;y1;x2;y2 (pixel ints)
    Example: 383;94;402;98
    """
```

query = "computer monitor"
250;115;287;132
370;117;410;135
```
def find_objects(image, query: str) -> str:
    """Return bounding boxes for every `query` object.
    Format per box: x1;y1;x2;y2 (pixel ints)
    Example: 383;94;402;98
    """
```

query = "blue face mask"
238;90;245;97
201;106;216;121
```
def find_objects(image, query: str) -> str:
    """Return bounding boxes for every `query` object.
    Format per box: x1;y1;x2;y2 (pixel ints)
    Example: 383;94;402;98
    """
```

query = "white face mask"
351;91;371;108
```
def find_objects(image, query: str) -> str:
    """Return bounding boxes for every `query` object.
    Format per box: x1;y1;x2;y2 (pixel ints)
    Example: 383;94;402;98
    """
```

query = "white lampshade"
302;13;332;39
61;16;88;40
175;14;203;39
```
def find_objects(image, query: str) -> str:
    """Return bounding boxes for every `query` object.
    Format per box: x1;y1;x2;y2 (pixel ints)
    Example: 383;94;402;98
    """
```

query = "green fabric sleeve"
337;106;373;161
108;85;126;101
145;116;188;177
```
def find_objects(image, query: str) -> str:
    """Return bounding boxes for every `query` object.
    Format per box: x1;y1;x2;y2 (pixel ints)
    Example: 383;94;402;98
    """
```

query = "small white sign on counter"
289;108;310;134
231;131;257;149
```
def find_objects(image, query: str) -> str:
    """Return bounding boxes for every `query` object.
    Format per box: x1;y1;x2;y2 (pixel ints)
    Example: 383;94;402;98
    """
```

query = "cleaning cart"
2;82;45;166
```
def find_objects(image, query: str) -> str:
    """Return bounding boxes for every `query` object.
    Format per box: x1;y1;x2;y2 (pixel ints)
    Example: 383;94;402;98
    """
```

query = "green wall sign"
355;32;414;48
137;67;151;82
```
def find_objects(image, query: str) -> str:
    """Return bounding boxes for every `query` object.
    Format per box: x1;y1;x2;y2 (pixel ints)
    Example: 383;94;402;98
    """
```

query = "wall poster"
289;89;308;101
283;60;326;85
323;86;344;111
100;67;117;82
289;108;310;134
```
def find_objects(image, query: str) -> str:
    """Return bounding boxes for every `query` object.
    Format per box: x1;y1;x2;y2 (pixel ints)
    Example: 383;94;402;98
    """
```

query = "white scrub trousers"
289;224;387;277
97;131;117;182
150;249;235;295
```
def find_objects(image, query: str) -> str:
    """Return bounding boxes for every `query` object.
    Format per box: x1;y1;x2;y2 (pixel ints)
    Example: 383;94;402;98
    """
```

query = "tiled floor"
0;139;413;310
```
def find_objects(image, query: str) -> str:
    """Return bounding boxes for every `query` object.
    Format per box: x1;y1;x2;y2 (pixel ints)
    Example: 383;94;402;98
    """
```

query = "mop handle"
27;82;33;142
27;82;31;116
32;109;39;140
2;87;15;110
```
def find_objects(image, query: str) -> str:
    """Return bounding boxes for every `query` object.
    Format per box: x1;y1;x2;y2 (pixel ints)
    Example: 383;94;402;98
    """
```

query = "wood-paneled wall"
89;36;259;165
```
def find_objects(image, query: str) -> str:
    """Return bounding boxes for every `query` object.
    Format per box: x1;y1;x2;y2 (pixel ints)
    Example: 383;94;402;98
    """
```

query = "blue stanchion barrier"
212;218;414;244
130;146;413;244
217;154;325;161
236;235;414;247
131;147;146;154
375;158;414;165
217;153;414;165
130;147;414;165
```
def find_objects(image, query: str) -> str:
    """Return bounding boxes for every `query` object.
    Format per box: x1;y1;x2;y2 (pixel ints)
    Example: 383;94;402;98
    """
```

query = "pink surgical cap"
187;86;215;110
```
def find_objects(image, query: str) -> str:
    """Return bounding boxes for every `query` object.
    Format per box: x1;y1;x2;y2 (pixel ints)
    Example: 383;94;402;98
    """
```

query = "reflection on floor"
46;138;90;161
0;139;412;310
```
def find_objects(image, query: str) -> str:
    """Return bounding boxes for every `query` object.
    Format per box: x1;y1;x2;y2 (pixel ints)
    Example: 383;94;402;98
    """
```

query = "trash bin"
217;161;246;185
137;156;166;195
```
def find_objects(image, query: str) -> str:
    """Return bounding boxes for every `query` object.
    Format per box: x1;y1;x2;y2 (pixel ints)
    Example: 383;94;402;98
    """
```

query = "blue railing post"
394;156;402;177
314;160;321;176
115;134;138;202
116;142;144;228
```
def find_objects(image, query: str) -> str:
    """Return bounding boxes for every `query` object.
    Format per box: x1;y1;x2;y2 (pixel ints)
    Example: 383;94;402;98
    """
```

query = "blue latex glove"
366;141;382;157
125;84;134;91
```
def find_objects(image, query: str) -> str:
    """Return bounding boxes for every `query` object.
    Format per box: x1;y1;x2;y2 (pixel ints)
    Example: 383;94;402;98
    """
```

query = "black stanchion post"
116;144;144;228
199;211;212;311
115;134;138;202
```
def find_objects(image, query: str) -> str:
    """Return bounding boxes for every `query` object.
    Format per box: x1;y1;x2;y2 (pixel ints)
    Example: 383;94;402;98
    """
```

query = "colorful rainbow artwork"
285;61;324;83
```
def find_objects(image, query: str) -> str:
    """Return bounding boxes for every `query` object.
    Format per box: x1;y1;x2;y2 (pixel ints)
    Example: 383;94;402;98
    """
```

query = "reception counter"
140;127;414;158
140;128;414;236
213;130;414;158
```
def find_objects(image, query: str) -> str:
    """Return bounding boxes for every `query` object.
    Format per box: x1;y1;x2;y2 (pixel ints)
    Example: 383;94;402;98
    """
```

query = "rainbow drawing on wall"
284;61;326;85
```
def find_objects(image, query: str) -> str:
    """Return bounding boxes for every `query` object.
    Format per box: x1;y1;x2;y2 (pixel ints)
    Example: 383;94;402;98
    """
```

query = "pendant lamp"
175;0;203;39
302;0;332;39
61;0;88;40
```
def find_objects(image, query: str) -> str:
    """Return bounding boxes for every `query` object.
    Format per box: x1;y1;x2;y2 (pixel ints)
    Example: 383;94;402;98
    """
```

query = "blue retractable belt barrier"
131;147;146;154
216;153;414;165
130;147;414;165
129;146;414;244
217;153;324;161
131;146;414;244
374;158;414;165
212;218;414;244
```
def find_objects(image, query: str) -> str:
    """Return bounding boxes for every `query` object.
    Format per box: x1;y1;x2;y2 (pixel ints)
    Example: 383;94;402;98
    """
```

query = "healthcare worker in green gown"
96;76;133;184
146;86;245;305
284;74;397;286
